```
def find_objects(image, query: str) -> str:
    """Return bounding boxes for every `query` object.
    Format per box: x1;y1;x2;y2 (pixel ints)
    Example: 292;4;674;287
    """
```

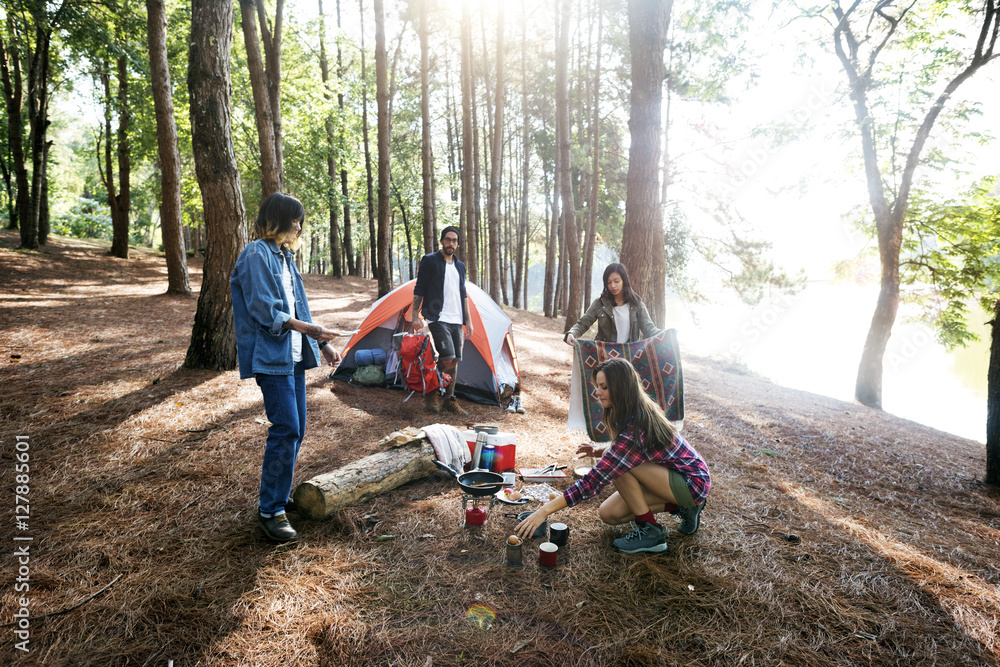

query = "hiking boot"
425;392;442;414
612;521;667;554
676;500;705;535
514;397;526;414
259;513;298;543
442;397;468;416
506;399;517;413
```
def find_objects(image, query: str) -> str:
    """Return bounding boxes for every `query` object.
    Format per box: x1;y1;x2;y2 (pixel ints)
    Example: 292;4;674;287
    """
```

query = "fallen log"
293;439;438;520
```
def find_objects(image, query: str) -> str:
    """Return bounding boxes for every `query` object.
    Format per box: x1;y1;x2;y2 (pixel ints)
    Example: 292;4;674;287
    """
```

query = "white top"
281;255;303;362
438;261;464;325
613;304;630;344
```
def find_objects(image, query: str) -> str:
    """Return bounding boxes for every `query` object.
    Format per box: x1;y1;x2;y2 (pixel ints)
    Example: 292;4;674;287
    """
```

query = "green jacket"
565;293;661;344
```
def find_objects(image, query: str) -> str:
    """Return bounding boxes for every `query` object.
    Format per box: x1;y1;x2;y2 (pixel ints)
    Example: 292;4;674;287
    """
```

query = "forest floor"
1;229;998;667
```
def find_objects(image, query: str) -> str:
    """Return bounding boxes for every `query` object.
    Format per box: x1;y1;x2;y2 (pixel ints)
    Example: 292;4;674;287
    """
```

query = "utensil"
432;460;506;497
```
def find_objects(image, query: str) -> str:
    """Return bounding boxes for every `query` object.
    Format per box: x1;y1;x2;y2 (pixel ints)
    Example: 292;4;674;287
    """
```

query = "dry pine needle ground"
1;230;998;666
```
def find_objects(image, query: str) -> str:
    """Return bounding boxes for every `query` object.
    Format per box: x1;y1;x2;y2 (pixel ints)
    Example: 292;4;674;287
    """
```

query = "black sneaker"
259;513;298;543
612;521;667;554
676;500;705;535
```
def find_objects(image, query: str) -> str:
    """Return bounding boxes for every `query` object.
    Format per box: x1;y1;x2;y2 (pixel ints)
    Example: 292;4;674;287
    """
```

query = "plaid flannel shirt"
563;418;710;508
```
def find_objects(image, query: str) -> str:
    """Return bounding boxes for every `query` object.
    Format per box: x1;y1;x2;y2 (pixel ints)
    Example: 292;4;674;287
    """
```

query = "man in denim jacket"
231;193;340;543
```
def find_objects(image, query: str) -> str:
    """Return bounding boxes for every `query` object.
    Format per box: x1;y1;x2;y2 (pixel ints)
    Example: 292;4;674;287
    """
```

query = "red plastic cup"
539;541;558;567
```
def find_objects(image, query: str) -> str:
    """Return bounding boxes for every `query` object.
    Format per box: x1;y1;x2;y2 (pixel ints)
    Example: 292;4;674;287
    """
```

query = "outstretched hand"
565;333;577;346
575;442;605;459
514;508;547;541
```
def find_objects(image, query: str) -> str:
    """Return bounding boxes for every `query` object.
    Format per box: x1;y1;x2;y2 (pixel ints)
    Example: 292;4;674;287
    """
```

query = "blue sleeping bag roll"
354;348;387;366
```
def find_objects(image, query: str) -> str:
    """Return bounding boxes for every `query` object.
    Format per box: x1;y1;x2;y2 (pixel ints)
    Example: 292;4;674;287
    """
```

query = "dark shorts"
428;321;464;362
668;469;697;507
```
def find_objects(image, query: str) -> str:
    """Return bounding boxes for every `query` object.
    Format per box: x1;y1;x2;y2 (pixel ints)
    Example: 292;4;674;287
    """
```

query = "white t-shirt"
613;304;630;344
438;261;464;325
281;255;303;362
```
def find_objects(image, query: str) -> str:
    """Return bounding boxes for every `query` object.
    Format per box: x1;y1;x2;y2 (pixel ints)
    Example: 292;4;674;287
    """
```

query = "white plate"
495;489;528;505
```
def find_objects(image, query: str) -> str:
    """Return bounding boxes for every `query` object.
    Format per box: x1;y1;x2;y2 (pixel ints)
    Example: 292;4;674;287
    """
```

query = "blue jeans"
255;360;307;516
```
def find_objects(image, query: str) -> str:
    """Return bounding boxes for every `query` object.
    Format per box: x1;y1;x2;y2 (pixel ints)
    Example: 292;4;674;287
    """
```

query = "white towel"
422;423;471;471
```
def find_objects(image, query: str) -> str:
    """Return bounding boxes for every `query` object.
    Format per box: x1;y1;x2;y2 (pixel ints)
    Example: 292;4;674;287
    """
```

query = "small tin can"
505;536;523;566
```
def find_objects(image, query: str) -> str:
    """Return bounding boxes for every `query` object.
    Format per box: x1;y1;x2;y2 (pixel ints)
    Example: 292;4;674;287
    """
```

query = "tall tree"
100;30;132;261
184;0;247;370
513;0;530;310
359;0;377;277
989;297;1000;486
460;0;477;280
373;0;392;296
0;25;27;236
620;0;671;327
419;0;435;255
583;0;602;308
238;0;281;195
318;0;343;277
558;0;581;331
337;0;356;275
146;0;191;296
486;1;505;302
824;0;1000;408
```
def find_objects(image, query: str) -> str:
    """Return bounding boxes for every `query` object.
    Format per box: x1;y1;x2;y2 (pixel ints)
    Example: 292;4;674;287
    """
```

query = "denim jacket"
231;239;320;379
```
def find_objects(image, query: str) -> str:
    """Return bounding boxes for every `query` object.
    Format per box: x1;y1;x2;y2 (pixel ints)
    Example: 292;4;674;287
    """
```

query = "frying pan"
432;460;509;497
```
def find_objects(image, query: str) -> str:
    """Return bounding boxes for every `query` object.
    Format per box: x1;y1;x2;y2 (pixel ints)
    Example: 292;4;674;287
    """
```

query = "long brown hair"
253;192;305;250
602;262;640;307
592;358;675;447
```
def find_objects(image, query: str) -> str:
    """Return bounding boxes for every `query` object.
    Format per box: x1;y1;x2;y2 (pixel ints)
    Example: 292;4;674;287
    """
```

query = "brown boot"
425;392;442;414
443;397;468;416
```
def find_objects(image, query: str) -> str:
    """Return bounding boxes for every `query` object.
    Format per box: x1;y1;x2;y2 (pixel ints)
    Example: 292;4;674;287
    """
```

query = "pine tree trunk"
337;0;356;275
583;3;602;308
239;0;281;197
318;0;343;278
460;1;476;274
620;0;669;326
0;29;28;236
486;2;505;303
359;0;377;277
184;0;248;371
987;297;1000;487
419;0;436;256
147;0;191;296
110;55;131;259
255;0;285;190
374;0;393;297
557;0;581;331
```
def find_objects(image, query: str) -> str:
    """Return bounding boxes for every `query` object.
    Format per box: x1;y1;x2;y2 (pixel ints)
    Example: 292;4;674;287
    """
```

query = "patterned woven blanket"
568;329;684;442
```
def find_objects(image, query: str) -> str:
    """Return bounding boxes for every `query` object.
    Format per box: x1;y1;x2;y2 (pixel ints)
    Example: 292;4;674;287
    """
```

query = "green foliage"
899;177;1000;349
52;195;113;240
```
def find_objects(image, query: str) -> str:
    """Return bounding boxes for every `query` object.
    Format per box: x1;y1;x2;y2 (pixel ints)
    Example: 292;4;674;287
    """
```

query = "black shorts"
428;321;464;362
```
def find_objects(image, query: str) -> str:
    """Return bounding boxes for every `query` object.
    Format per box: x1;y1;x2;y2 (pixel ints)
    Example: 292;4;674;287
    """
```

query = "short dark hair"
253;192;305;247
440;226;460;242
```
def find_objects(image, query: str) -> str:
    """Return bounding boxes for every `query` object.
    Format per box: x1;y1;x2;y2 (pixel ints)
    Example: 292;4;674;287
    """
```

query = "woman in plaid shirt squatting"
515;358;710;554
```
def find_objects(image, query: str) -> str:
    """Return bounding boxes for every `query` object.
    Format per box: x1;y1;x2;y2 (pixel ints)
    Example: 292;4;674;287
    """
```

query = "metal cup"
549;522;568;547
505;536;523;566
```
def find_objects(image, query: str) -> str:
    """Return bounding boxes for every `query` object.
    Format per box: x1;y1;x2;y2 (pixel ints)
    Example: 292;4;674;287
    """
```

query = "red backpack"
398;334;449;395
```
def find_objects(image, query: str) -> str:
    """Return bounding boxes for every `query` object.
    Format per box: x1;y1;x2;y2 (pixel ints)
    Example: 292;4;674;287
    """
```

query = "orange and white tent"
333;280;520;406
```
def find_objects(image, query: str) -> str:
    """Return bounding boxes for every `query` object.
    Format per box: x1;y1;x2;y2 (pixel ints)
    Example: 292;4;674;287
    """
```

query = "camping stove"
461;493;496;527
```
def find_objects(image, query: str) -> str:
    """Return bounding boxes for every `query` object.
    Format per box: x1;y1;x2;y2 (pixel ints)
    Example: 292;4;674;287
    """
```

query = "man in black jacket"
410;226;474;415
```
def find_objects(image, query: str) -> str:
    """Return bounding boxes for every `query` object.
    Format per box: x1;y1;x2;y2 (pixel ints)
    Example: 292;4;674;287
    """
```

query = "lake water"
664;282;989;444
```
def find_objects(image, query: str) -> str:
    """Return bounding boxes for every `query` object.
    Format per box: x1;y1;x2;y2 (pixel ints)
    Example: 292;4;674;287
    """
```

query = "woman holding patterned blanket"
515;358;709;554
564;262;661;345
